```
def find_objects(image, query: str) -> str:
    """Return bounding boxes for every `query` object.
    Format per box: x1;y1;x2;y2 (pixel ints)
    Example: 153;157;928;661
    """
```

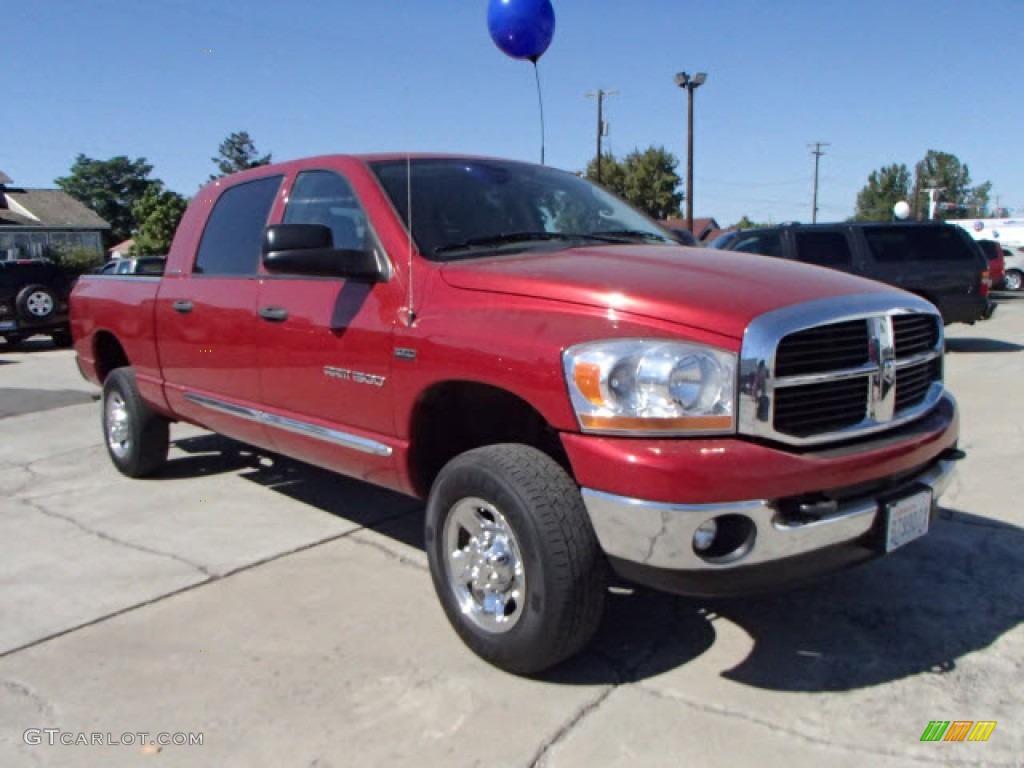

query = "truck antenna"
405;154;416;326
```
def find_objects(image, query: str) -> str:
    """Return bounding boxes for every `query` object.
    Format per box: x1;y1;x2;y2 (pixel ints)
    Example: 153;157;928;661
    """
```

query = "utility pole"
585;89;618;183
808;142;830;224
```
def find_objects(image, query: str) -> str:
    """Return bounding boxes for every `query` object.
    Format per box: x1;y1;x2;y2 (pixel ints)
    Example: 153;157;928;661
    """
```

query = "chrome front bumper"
582;457;958;573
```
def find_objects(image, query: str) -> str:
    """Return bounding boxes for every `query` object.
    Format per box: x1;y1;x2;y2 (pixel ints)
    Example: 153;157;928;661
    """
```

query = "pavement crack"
21;496;216;578
345;534;427;572
631;684;1013;767
0;678;57;718
528;686;616;768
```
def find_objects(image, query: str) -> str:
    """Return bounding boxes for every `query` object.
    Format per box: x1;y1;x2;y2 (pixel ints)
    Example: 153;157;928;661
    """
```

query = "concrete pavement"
0;299;1022;767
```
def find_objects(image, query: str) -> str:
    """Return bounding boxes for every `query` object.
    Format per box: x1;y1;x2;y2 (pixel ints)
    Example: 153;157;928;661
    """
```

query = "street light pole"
585;89;618;184
674;71;707;234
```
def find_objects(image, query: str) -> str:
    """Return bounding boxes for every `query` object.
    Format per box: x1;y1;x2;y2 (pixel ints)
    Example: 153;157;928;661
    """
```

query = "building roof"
660;217;721;241
109;239;135;255
0;188;110;229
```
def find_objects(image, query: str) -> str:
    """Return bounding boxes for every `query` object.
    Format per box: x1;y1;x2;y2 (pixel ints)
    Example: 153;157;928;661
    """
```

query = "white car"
999;245;1024;291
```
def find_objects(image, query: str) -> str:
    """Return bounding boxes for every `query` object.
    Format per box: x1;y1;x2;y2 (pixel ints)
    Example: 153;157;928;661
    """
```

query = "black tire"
51;329;73;348
102;367;170;477
16;284;58;322
425;444;607;675
2;334;25;350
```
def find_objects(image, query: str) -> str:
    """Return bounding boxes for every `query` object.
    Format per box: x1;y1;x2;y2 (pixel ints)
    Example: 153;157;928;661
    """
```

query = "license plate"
884;489;932;552
0;320;14;331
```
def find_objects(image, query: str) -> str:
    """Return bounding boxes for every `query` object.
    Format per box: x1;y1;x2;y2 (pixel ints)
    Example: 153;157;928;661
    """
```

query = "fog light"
693;519;718;552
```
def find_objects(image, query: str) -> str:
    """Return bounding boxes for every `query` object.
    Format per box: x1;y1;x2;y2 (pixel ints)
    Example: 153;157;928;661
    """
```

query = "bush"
52;245;104;276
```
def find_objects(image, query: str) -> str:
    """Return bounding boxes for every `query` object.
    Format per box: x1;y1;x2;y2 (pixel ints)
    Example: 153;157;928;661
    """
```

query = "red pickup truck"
71;155;961;674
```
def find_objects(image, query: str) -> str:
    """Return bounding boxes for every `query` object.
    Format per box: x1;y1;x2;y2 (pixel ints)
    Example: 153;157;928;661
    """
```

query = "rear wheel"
425;444;607;675
1004;270;1023;292
102;367;169;477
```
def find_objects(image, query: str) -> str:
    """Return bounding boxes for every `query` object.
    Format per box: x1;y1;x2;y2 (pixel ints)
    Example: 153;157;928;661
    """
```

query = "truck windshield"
369;158;672;260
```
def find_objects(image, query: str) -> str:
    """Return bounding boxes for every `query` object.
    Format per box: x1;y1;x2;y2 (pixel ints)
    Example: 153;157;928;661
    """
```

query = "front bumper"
583;452;958;596
566;393;960;596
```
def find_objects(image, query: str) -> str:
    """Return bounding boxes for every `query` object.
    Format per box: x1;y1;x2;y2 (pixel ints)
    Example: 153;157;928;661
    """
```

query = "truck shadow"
167;434;1024;692
945;338;1024;353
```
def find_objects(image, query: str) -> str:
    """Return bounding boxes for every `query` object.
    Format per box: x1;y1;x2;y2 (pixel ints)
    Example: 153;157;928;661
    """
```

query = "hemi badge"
394;348;417;361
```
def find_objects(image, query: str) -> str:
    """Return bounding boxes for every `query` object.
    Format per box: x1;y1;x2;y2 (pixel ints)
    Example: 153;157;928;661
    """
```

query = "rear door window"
794;230;853;268
863;226;977;263
195;175;282;275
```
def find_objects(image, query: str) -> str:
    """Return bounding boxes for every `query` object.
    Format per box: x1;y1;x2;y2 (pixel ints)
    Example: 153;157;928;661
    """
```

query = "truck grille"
739;297;945;447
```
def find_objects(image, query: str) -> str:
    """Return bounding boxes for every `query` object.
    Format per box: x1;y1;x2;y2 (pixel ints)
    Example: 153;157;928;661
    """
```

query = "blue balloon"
487;0;556;62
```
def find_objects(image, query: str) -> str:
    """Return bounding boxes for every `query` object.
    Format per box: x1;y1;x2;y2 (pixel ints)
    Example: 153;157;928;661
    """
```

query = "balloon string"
532;60;546;165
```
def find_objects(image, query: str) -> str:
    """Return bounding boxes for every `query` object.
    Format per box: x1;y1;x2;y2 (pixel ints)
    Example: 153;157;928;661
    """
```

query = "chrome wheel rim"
27;291;54;317
1007;272;1022;291
105;391;131;459
443;497;526;634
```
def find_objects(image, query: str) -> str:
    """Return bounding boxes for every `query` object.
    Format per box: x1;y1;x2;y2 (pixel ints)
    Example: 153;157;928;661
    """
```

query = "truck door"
155;174;282;450
255;168;401;483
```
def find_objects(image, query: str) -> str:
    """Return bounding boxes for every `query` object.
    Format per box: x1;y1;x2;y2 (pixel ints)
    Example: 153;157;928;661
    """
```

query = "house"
659;217;721;242
0;171;110;261
109;239;135;258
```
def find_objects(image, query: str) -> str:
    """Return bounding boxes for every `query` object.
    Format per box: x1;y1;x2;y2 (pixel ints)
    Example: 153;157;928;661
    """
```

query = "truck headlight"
563;339;736;435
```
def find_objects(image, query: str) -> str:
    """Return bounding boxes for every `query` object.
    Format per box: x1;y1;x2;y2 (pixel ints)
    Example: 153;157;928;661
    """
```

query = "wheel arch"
406;379;572;498
92;331;130;383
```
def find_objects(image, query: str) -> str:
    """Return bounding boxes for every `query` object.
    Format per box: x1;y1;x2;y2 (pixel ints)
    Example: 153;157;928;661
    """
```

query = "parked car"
0;258;72;347
976;240;1006;289
95;256;167;276
721;221;993;324
705;229;741;250
659;223;699;247
71;154;961;674
999;245;1024;291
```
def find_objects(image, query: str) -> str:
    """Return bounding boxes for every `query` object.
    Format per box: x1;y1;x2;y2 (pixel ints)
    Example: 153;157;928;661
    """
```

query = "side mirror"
262;224;382;281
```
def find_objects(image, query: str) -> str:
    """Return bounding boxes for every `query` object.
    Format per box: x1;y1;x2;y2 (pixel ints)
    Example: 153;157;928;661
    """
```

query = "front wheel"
425;444;607;675
1004;270;1023;292
102;367;170;477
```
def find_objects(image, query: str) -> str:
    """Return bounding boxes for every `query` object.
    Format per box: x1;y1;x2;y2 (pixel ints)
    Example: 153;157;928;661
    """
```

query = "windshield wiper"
433;231;615;254
591;229;674;244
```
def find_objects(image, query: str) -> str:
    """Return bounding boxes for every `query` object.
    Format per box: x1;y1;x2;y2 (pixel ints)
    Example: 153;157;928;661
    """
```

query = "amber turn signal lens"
573;362;604;406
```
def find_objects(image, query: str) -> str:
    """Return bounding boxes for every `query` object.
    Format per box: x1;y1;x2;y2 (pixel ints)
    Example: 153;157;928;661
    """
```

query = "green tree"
912;150;990;219
55;155;158;244
585;146;683;220
621;146;683;220
132;185;189;255
854;163;911;221
210;130;272;179
730;215;771;229
585;152;627;198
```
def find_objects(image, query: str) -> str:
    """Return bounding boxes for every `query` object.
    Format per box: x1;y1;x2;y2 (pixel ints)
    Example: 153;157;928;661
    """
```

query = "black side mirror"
262;224;382;281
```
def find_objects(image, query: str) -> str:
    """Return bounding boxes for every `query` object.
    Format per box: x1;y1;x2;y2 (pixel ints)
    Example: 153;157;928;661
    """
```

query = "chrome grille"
893;314;940;357
775;320;868;376
774;377;868;437
895;359;941;411
739;295;945;447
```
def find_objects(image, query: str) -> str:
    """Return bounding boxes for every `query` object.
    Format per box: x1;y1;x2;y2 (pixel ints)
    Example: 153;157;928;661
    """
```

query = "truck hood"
440;245;900;339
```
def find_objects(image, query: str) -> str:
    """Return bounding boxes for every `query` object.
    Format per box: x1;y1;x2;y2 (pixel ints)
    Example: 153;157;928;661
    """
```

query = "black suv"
721;221;992;325
0;259;73;347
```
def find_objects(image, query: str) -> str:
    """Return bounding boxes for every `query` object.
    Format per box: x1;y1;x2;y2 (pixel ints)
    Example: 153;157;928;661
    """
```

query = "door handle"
258;306;289;322
172;300;193;314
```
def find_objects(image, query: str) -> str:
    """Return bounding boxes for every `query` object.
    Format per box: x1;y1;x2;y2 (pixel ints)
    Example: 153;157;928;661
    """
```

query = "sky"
5;0;1023;227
